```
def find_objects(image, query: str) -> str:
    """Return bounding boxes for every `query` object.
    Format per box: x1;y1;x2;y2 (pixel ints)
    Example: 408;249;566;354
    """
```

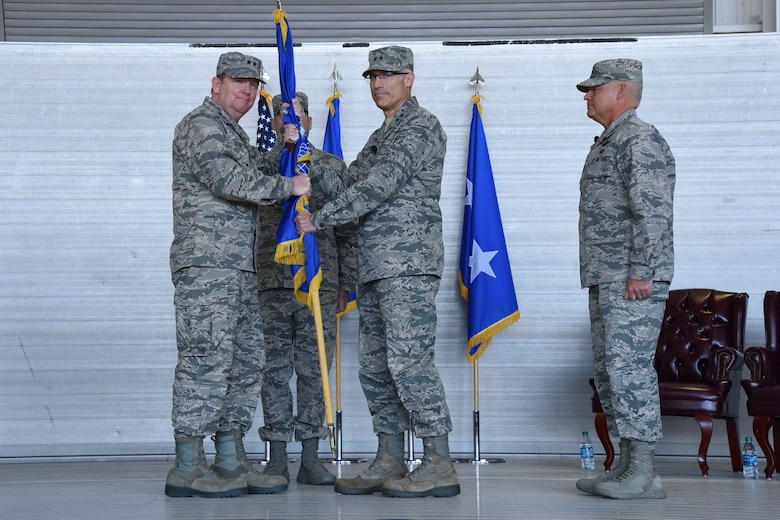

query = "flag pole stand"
453;360;504;465
327;316;366;465
406;410;421;465
260;440;296;465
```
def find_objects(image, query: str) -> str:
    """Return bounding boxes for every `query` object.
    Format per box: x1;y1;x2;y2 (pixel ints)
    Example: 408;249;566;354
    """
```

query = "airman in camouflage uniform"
256;92;358;486
295;45;460;499
575;59;675;500
166;52;310;499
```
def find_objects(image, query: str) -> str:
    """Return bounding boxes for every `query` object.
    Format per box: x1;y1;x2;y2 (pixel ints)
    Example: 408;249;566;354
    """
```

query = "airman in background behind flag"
256;91;358;487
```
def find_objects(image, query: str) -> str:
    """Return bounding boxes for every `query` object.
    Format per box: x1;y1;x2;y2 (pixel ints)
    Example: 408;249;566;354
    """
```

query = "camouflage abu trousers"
589;281;669;442
257;288;337;442
358;275;453;438
171;267;265;438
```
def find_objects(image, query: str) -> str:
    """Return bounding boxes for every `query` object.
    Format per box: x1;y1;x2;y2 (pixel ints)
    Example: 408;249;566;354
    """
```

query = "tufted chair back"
655;288;748;419
589;288;748;475
764;290;780;351
741;291;780;478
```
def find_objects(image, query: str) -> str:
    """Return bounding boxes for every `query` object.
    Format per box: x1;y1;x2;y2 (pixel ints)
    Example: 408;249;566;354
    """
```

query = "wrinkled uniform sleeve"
309;149;359;292
310;97;446;283
176;99;293;204
578;109;675;287
170;98;293;274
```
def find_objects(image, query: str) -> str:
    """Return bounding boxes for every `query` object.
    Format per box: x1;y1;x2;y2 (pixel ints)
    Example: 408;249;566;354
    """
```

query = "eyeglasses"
365;71;408;82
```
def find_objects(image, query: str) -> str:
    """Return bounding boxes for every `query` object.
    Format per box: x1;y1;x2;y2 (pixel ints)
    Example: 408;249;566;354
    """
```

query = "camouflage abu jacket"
170;96;292;275
578;109;675;288
311;96;446;284
256;143;359;294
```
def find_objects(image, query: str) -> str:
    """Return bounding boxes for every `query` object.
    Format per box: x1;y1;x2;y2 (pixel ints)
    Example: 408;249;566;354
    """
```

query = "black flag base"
452;410;506;464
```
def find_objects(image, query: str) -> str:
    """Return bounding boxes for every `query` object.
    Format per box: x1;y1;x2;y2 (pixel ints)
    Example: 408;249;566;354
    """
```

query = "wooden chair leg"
771;417;779;479
724;416;742;472
693;413;713;476
753;415;775;479
594;411;614;470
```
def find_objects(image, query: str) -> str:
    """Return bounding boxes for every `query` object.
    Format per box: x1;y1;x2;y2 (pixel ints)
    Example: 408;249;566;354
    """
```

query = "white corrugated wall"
1;33;779;462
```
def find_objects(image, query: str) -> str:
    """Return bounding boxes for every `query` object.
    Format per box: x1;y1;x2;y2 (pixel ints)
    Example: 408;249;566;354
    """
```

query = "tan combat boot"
576;437;631;494
334;433;408;495
592;440;666;499
297;437;336;485
212;430;288;494
382;434;460;498
164;436;247;498
263;440;290;482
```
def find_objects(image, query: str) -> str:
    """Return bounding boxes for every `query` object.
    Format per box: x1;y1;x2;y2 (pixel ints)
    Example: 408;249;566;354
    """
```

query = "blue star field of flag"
257;92;276;153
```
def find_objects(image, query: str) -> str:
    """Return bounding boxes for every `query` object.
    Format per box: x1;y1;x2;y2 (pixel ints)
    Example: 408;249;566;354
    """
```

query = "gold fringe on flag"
471;94;485;116
326;92;342;117
272;9;289;45
467;310;520;363
258;90;273;110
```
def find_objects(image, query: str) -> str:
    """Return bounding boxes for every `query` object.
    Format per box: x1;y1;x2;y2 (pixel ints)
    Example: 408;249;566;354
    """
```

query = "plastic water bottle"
742;436;759;479
580;431;595;470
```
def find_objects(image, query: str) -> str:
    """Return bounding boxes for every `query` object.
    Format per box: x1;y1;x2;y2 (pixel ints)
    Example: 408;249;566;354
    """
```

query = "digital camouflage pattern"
311;97;445;284
362;45;414;77
579;106;675;443
576;58;643;92
310;95;452;438
216;51;265;82
171;268;265;437
579;109;675;288
170;96;291;274
358;275;452;437
170;95;293;438
255;143;358;442
257;288;338;441
588;282;668;441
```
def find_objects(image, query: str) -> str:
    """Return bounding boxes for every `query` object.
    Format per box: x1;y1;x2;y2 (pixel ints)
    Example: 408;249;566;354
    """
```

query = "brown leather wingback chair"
741;290;780;479
590;288;748;475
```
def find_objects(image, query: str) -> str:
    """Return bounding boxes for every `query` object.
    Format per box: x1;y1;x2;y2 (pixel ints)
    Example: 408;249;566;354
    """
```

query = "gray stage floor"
0;456;774;519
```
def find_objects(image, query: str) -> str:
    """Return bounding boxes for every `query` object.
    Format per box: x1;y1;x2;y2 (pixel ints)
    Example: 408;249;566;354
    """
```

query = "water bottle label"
742;454;758;467
581;446;593;458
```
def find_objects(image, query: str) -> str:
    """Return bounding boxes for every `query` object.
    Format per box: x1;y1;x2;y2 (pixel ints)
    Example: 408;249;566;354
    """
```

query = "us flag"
257;90;276;153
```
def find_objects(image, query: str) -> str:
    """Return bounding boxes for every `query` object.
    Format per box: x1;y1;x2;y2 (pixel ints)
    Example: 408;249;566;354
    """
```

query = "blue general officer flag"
272;7;322;308
323;93;344;160
458;98;520;363
322;91;357;317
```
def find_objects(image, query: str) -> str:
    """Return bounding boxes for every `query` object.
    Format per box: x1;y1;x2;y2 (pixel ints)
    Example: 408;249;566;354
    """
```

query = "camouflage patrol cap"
216;52;266;83
271;92;309;115
576;59;642;92
362;45;414;77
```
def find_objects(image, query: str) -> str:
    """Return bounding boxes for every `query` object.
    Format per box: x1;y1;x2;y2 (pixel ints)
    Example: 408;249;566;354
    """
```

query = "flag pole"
330;64;347;463
335;316;344;460
310;288;337;456
454;67;510;465
453;358;503;464
256;62;274;465
321;64;365;464
329;313;365;464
